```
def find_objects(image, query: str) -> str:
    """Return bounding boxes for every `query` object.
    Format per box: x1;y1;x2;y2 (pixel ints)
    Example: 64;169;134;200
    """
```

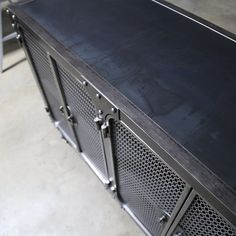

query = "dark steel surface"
16;0;236;191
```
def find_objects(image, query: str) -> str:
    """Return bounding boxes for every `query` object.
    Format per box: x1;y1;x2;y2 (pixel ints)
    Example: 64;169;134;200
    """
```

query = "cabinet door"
110;120;188;236
22;29;75;146
56;64;108;181
168;194;236;236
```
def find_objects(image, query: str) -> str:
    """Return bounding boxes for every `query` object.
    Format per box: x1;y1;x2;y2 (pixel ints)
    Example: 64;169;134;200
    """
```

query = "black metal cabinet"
8;0;236;235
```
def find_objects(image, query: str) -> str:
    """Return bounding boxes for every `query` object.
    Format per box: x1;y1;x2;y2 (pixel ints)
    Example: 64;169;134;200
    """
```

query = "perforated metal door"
23;29;72;138
173;195;236;236
111;120;187;236
57;65;107;179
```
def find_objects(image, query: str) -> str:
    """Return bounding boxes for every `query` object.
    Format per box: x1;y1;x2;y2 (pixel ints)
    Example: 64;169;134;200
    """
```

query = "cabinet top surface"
17;0;236;191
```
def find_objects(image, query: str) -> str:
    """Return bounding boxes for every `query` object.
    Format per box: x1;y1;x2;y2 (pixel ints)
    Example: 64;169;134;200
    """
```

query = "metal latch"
94;118;110;137
59;105;76;126
101;123;109;138
94;117;103;130
66;105;76;126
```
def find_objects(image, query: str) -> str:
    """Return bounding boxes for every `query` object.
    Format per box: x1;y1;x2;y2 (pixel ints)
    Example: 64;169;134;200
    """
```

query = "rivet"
96;93;101;99
82;81;88;86
6;9;10;14
12;15;16;20
111;107;117;113
98;110;103;115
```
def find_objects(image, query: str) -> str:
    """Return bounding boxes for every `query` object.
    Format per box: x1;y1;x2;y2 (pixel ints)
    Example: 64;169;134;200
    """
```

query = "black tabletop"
19;0;236;190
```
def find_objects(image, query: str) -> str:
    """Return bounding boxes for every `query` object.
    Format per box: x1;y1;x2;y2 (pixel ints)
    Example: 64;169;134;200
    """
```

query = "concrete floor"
0;1;236;236
166;0;236;34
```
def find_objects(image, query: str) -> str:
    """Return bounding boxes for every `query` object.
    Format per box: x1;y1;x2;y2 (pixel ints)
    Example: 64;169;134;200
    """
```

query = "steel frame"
8;2;236;235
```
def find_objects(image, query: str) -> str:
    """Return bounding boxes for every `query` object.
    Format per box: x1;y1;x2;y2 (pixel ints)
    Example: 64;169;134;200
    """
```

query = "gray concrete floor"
166;0;236;34
0;1;236;236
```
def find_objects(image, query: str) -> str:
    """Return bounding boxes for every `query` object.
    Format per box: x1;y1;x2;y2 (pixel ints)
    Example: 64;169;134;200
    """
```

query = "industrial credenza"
8;0;236;235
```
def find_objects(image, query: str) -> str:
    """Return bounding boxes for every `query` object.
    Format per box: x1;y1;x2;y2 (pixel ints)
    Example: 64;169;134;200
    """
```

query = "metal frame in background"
1;1;17;73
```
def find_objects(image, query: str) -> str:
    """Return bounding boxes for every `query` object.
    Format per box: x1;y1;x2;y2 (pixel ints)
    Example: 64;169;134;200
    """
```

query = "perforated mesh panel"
179;195;236;236
23;29;71;137
57;65;107;178
111;120;186;235
23;28;106;178
57;66;96;128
